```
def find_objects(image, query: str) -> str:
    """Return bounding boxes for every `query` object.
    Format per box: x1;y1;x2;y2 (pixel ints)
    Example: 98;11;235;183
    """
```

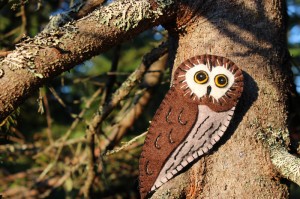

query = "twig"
34;88;102;181
77;0;107;18
104;45;121;103
42;87;54;144
105;131;147;156
80;42;168;196
88;42;168;136
49;87;67;108
103;53;168;151
81;126;96;198
34;87;102;159
14;5;27;43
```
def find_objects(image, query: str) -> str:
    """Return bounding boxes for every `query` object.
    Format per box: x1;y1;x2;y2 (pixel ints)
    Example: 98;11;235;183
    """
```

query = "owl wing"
151;105;235;190
139;87;199;198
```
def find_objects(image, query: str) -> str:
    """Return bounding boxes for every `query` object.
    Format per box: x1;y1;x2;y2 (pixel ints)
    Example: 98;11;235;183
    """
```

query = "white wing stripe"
151;105;235;190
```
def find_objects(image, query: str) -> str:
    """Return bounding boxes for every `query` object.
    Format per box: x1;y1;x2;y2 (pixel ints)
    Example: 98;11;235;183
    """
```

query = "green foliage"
0;1;168;197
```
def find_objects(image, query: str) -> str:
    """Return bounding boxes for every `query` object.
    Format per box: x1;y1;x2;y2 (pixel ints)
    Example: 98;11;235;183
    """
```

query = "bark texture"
0;0;176;121
151;0;291;198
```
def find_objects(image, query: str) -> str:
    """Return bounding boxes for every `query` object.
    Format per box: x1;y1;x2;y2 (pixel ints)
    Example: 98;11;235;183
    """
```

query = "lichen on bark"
89;0;174;31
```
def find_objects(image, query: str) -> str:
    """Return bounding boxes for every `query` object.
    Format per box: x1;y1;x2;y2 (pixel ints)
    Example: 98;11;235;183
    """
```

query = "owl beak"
207;85;212;95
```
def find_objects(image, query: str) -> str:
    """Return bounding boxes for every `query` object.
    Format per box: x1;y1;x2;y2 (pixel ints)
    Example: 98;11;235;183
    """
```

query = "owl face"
184;64;235;100
173;55;243;112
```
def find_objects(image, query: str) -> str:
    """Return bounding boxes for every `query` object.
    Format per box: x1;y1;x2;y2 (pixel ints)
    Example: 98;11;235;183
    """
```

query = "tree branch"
103;53;168;151
270;146;300;185
0;0;175;121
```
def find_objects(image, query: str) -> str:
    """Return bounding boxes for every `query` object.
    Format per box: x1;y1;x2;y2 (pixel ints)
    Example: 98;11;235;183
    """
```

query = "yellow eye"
194;71;209;84
214;74;228;88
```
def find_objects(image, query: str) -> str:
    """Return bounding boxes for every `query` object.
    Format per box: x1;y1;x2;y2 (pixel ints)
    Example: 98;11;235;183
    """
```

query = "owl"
138;54;243;198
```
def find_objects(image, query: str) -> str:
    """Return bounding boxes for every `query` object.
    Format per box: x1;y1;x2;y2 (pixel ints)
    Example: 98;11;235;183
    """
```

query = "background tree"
0;0;300;198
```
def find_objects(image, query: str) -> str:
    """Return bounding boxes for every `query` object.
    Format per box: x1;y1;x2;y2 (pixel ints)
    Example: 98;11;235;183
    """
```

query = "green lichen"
256;126;290;147
42;0;84;33
90;0;174;31
270;146;300;185
0;22;78;78
255;125;300;186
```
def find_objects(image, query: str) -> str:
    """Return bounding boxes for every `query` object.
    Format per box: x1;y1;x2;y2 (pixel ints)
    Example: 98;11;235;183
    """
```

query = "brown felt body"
139;54;243;198
139;88;198;198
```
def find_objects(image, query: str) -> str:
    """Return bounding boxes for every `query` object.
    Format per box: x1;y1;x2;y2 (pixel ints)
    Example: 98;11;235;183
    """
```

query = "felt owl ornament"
139;54;243;198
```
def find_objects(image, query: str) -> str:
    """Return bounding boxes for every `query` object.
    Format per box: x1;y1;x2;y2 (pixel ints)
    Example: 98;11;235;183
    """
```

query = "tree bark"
0;0;176;121
151;0;292;198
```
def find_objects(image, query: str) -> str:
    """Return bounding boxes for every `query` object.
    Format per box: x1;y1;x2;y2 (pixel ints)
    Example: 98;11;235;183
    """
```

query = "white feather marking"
207;58;211;69
220;125;227;132
178;74;186;77
155;181;162;188
197;151;204;156
180;83;188;89
181;160;188;167
184;90;190;96
225;62;228;68
210;139;216;145
216;59;221;66
190;91;194;96
187;156;194;163
217;129;225;136
161;177;168;183
192;153;198;159
171;170;177;175
221;96;227;103
227;115;233;121
166;172;173;180
193;96;197;101
184;63;191;69
177;165;183;171
203;147;209;152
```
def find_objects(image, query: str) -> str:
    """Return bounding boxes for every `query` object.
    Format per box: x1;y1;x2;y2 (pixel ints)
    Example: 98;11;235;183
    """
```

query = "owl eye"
214;74;228;88
194;71;209;84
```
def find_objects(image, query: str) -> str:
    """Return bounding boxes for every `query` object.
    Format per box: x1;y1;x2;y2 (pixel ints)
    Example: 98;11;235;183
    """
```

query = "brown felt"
139;88;198;198
139;54;244;198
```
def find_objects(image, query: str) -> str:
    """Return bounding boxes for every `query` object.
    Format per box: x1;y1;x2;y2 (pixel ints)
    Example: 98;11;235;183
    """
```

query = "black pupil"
218;76;226;84
196;72;206;81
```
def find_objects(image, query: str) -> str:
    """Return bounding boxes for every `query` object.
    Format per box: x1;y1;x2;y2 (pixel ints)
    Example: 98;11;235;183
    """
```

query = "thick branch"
270;146;300;185
0;0;175;121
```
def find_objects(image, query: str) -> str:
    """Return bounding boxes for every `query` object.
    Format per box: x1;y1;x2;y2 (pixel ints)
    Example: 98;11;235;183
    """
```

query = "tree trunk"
151;0;291;198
